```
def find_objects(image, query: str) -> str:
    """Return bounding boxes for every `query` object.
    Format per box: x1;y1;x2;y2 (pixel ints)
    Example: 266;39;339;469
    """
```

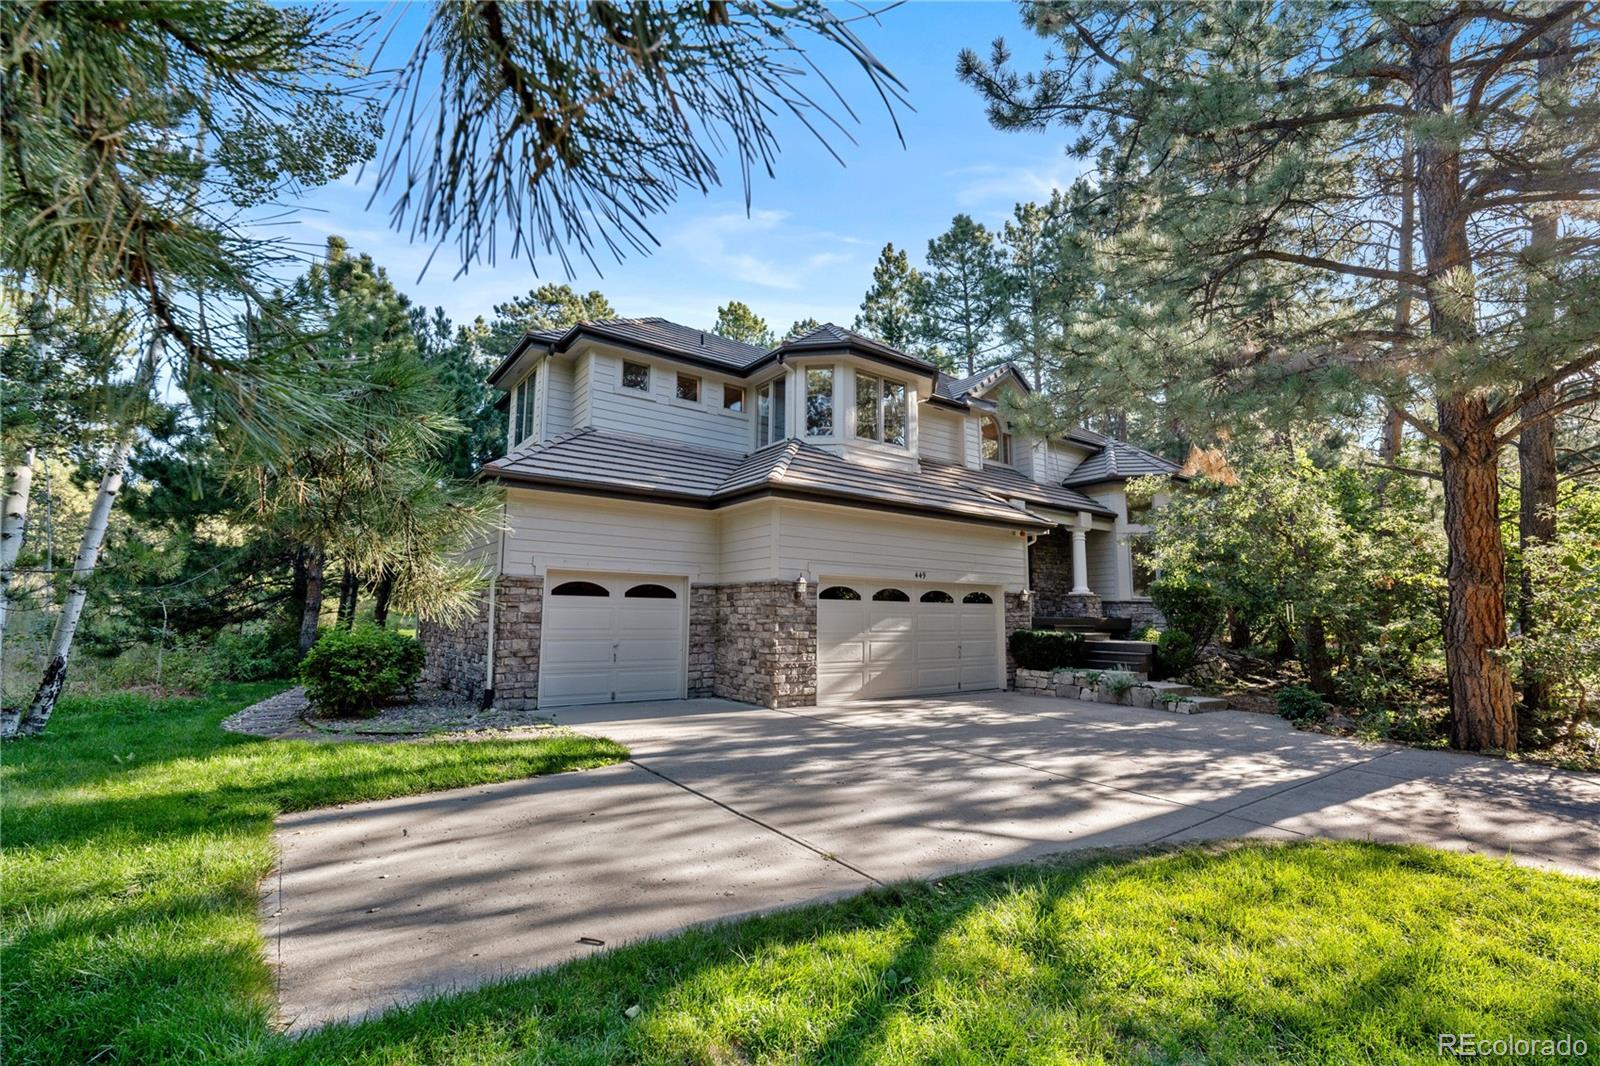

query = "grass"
5;688;1598;1065
0;684;628;1064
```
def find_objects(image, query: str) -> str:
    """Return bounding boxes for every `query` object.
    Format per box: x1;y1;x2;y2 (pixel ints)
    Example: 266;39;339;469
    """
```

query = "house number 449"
913;571;926;579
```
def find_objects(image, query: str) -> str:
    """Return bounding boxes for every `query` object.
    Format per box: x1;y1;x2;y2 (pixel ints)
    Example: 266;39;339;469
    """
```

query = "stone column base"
1062;592;1103;618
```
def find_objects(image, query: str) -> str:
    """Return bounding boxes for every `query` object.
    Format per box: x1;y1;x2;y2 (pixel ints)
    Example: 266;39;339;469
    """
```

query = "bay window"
804;367;834;436
756;375;787;446
852;372;908;448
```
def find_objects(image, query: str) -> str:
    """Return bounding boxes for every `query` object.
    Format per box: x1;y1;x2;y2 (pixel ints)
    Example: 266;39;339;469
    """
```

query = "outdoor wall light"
795;573;808;599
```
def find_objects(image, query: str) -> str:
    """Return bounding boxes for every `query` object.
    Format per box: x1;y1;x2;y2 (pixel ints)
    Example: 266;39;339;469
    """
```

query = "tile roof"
483;429;1055;528
1064;438;1182;485
925;460;1115;517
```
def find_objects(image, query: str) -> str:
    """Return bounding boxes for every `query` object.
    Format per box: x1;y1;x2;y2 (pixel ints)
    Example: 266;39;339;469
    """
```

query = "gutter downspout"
482;501;507;708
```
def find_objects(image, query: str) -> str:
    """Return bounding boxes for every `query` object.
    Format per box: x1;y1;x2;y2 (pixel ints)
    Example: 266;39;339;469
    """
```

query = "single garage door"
817;581;1001;702
539;574;686;708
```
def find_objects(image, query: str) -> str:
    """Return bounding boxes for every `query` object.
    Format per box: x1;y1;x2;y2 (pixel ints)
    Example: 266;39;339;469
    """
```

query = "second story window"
981;415;1011;464
675;372;700;402
621;360;650;392
723;384;745;412
513;373;537;446
756;375;787;446
805;367;834;436
853;373;908;448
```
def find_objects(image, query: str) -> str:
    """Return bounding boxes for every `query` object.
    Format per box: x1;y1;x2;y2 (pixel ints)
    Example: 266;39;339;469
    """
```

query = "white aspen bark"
1;446;37;659
10;336;161;738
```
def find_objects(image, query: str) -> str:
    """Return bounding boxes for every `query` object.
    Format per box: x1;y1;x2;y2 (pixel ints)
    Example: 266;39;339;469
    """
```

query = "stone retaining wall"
1013;667;1226;715
418;591;490;700
1102;599;1166;631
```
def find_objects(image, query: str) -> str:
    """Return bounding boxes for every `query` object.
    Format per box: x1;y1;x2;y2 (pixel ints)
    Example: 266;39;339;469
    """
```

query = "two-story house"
419;319;1181;710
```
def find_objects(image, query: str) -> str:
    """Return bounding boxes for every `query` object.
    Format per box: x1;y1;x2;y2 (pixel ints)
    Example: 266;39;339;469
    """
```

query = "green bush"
1153;629;1195;679
100;641;216;695
1150;578;1223;649
209;624;302;681
1008;629;1087;671
299;625;424;718
1276;685;1327;724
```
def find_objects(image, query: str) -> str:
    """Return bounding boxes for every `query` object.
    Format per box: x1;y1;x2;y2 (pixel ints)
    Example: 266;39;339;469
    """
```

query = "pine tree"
784;317;822;341
854;243;924;351
918;215;1009;375
712;301;776;346
961;1;1600;750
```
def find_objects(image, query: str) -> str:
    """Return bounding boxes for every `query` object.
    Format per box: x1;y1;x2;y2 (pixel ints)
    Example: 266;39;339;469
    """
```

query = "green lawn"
0;684;628;1064
4;688;1598;1065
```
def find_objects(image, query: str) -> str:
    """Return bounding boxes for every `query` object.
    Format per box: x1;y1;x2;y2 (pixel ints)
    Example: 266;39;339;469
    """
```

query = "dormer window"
854;372;908;448
805;367;834;437
675;372;700;402
756;376;787;446
981;415;1011;464
621;360;650;392
723;384;745;412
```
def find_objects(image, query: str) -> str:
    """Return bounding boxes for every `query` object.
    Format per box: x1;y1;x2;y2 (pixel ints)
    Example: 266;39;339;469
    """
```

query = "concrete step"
1145;681;1195;698
1157;695;1230;715
1080;632;1112;642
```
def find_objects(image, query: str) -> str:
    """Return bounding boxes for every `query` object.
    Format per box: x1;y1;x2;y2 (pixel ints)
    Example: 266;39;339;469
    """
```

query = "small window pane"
919;590;954;604
676;373;700;402
622;361;650;391
872;588;910;602
856;372;880;441
980;416;1007;462
805;367;833;436
884;381;907;447
723;384;745;412
962;591;993;604
552;580;609;597
820;585;861;601
624;583;677;599
756;384;771;444
772;375;787;439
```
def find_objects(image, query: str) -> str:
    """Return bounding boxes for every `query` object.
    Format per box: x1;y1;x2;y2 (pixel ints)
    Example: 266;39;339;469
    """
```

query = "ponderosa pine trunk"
1516;20;1571;733
371;567;395;628
1415;24;1517;751
1302;617;1333;697
298;545;324;653
335;565;357;629
1;447;37;669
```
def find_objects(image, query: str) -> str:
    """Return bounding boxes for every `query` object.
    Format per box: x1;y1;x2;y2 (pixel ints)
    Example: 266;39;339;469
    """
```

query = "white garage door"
539;574;686;708
817;581;1001;703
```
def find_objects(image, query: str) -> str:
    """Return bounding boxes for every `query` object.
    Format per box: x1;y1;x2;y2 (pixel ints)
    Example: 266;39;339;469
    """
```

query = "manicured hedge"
1008;629;1087;671
300;625;424;718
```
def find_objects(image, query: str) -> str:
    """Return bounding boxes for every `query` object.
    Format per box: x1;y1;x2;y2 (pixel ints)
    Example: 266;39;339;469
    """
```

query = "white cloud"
948;153;1090;212
669;205;868;293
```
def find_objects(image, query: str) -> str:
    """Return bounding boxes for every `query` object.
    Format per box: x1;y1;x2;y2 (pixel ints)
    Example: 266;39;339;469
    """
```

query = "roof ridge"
766;438;804;484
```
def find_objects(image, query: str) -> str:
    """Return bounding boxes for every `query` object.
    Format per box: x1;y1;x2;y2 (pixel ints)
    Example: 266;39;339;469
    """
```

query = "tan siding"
918;406;963;465
1087;530;1121;596
572;351;593;427
962;417;983;470
717;502;778;582
585;349;751;451
502;489;717;580
775;501;1027;589
1043;440;1089;483
544;357;574;438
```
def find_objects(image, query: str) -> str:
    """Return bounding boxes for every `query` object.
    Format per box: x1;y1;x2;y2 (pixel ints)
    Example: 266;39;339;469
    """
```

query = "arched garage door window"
820;586;861;600
872;588;910;602
962;591;992;604
920;590;954;603
624;583;676;598
551;580;609;596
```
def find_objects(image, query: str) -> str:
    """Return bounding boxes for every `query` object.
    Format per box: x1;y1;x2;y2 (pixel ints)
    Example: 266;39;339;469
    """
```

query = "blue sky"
276;2;1079;335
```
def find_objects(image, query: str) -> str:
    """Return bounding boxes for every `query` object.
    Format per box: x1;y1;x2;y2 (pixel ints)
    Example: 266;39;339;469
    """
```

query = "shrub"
209;625;302;682
1102;670;1139;697
300;625;424;718
1008;629;1086;671
101;641;216;695
1153;629;1195;679
1276;685;1327;724
1150;578;1223;649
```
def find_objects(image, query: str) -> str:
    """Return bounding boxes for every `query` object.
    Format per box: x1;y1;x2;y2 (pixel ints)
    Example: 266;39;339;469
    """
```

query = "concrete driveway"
265;693;1600;1030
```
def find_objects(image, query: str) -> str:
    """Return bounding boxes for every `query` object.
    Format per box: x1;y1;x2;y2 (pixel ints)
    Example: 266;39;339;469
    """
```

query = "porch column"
1070;528;1091;594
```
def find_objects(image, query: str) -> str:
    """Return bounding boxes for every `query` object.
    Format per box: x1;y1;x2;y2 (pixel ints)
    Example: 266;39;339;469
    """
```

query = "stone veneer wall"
1028;533;1101;618
713;580;817;708
688;584;717;697
418;589;489;700
1102;599;1165;631
1004;590;1031;689
490;576;544;709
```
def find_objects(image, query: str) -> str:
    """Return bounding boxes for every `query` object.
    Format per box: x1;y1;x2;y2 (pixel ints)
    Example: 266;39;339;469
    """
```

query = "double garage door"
817;581;1001;703
539;573;686;708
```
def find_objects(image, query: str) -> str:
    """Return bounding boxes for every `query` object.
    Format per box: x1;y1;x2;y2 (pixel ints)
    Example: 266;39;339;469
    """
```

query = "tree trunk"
1228;609;1250;651
1379;133;1415;472
1438;398;1518;750
1414;25;1517;751
1516;19;1571;733
288;546;308;628
335;565;357;629
371;567;396;628
1302;617;1334;697
10;333;160;738
1;446;36;665
298;545;324;653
